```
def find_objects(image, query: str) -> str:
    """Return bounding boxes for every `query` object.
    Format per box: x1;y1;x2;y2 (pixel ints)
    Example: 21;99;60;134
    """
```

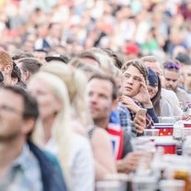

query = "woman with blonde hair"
40;63;117;180
27;72;95;191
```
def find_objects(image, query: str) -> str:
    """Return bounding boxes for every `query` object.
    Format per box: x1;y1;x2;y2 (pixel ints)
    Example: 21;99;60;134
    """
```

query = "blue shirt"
0;145;42;191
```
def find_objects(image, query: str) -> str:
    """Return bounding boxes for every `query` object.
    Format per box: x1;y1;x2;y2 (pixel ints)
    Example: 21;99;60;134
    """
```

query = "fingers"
134;115;146;133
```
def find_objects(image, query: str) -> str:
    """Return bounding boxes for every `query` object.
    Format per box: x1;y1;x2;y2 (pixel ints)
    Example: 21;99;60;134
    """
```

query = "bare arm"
91;128;116;180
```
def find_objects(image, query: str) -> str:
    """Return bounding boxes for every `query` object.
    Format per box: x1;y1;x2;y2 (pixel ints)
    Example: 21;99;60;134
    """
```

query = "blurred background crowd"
0;0;190;59
0;0;191;191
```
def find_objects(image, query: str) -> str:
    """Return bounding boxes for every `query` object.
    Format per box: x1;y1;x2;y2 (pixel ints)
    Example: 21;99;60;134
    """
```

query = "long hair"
41;63;93;129
151;75;162;116
28;71;73;188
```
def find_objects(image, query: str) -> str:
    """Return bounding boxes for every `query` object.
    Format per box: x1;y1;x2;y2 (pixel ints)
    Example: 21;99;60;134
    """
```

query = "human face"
87;78;113;125
0;89;24;141
121;65;143;97
147;85;158;99
164;69;180;91
28;79;61;120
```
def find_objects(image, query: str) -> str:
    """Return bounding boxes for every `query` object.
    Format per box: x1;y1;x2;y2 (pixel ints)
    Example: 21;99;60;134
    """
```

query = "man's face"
121;65;143;97
0;89;24;141
164;69;180;91
87;78;113;124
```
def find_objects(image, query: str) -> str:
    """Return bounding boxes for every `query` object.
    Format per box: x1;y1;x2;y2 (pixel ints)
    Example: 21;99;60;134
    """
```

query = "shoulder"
28;141;67;191
91;127;111;148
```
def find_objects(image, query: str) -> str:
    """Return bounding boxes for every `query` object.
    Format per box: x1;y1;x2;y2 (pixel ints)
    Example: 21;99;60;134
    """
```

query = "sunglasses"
164;61;181;70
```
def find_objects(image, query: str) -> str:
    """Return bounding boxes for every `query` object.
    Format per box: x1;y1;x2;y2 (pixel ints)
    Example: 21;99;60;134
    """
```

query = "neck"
0;137;25;176
42;116;55;143
94;118;109;129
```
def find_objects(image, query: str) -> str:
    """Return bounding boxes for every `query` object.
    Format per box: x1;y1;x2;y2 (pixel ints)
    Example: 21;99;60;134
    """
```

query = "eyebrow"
124;72;141;78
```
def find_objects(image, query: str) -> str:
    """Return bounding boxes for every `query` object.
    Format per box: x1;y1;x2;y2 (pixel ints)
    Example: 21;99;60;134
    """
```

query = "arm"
91;128;116;180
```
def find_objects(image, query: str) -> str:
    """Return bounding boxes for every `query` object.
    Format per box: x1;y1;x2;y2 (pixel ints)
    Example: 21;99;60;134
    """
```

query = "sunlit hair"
70;48;120;77
121;58;148;82
28;71;72;188
41;63;93;128
141;55;164;70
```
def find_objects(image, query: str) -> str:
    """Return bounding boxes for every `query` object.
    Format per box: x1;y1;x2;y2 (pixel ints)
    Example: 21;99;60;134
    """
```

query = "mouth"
125;86;132;91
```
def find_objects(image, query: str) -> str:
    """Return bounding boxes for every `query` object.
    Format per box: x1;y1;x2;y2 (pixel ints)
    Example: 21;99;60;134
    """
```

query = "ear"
22;118;36;136
4;65;12;74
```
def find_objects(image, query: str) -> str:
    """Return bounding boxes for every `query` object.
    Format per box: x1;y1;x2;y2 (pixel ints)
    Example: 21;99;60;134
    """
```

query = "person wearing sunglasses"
163;60;191;111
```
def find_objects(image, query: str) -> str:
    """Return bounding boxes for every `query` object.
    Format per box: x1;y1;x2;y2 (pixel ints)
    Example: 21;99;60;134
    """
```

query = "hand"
182;114;191;121
133;78;152;107
120;95;141;113
118;151;144;173
133;112;146;134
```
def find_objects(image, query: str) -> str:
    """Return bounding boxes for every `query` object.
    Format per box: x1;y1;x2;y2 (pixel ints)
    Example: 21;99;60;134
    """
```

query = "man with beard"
164;60;191;110
0;86;67;191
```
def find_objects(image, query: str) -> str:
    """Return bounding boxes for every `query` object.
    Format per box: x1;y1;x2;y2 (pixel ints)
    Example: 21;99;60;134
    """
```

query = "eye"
124;73;131;79
134;76;142;82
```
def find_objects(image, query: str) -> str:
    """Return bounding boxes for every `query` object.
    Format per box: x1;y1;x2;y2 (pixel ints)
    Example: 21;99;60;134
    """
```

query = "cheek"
133;83;141;94
38;96;55;117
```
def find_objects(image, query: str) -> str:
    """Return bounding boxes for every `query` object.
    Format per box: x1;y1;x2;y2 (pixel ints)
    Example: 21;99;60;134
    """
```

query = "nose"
127;76;134;84
89;93;98;105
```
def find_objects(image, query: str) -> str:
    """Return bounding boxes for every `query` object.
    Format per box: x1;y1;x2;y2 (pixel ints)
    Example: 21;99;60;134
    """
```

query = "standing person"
28;72;94;191
0;86;67;191
87;73;144;174
40;63;116;180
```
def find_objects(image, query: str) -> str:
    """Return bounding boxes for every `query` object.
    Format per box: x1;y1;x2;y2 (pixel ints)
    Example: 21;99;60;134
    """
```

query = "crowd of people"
0;0;191;191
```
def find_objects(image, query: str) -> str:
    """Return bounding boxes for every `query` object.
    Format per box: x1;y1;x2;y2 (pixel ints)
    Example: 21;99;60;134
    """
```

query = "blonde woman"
27;72;95;191
40;63;117;180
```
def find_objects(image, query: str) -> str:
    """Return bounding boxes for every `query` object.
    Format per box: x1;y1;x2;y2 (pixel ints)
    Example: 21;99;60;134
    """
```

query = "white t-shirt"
45;134;95;191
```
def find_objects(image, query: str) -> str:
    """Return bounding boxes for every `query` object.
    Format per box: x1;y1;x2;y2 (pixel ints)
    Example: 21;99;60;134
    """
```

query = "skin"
0;89;34;177
87;78;117;179
28;79;61;143
87;78;145;174
164;69;180;92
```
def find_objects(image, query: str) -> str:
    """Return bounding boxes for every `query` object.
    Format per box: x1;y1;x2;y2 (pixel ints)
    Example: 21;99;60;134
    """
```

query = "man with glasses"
164;60;191;111
0;86;67;191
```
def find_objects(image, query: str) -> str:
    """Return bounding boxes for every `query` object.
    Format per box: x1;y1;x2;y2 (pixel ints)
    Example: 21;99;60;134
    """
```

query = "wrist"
143;101;153;109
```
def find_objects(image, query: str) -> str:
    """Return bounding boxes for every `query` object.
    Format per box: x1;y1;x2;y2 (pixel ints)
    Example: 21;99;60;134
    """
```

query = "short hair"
121;59;148;82
0;50;13;69
103;48;126;69
17;58;42;74
0;86;39;120
12;50;34;61
141;55;159;63
11;62;21;81
89;73;118;100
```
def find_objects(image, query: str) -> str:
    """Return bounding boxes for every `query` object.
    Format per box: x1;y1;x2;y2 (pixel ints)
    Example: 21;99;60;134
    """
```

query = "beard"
0;130;21;142
166;85;176;91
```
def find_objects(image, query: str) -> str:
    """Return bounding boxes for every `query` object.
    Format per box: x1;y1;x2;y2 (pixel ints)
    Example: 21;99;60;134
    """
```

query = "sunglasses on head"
164;61;181;70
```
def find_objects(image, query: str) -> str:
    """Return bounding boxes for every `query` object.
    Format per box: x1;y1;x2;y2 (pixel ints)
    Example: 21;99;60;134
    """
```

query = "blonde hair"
41;63;93;128
29;71;73;188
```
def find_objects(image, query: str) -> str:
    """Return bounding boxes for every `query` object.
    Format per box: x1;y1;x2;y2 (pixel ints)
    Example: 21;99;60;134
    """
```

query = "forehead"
124;65;142;76
164;69;179;78
29;78;49;91
88;78;113;93
0;89;23;107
